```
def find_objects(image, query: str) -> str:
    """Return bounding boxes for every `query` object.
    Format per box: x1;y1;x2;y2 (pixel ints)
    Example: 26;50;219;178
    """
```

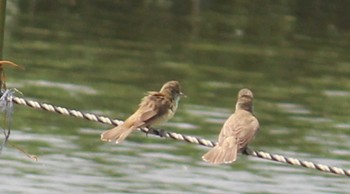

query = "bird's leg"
242;146;253;155
145;127;166;138
144;126;151;137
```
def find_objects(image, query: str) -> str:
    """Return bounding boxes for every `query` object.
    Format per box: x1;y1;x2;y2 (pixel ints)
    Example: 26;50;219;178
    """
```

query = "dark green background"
1;0;349;193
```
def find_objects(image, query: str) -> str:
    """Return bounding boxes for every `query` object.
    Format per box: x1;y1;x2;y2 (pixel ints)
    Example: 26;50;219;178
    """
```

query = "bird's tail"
100;124;136;144
202;137;237;164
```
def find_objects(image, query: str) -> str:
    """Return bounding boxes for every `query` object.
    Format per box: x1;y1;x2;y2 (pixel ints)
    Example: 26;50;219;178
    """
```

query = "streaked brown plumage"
100;81;184;144
202;88;259;164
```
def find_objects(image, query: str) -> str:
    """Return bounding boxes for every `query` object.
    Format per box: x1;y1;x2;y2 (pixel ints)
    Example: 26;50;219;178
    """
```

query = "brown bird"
101;81;184;144
202;88;259;164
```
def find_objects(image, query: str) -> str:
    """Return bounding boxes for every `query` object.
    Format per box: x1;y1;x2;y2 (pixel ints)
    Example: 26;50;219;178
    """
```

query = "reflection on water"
1;1;350;193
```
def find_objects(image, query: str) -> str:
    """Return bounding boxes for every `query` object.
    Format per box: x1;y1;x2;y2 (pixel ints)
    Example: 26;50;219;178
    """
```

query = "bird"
202;88;259;164
100;80;184;144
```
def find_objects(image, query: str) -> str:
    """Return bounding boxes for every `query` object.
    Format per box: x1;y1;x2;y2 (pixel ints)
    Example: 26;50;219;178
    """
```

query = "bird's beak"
180;91;187;98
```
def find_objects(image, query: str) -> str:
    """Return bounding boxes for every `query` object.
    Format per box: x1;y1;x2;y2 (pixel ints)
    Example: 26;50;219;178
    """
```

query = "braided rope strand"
11;97;215;146
10;96;350;177
251;151;350;176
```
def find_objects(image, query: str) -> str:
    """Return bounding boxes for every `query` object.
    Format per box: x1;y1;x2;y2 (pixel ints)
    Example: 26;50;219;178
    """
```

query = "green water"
1;1;350;193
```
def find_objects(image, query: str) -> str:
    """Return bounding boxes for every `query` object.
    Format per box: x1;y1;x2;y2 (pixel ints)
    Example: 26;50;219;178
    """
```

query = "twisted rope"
9;96;350;177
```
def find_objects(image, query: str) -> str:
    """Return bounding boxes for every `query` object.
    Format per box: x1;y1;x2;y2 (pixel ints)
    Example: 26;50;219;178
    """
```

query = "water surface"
1;1;350;193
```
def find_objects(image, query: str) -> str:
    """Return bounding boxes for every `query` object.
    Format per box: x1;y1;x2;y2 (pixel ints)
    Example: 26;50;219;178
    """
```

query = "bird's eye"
242;94;252;98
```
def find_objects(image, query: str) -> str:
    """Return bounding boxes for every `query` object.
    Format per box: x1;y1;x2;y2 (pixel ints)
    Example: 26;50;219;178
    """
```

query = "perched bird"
202;88;259;164
101;81;184;144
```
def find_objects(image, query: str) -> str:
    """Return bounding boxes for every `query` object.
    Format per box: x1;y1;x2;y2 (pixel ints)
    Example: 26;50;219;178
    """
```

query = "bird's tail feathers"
202;137;237;164
100;124;136;144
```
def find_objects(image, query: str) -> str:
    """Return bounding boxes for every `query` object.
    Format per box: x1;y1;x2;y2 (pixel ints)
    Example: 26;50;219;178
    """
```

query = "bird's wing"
237;117;259;149
218;113;239;143
218;111;259;149
131;92;171;128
